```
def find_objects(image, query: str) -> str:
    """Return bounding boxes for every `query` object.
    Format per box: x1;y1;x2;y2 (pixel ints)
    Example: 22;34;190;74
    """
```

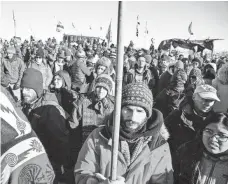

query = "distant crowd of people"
1;36;228;184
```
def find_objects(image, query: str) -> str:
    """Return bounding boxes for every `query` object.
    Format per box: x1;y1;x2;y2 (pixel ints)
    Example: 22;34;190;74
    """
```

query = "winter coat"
1;87;55;184
154;88;185;118
148;65;160;97
1;59;10;87
70;58;91;92
157;70;172;95
212;63;228;113
2;55;25;85
68;93;114;167
28;60;53;90
74;109;174;184
123;67;155;90
22;92;70;166
174;139;228;184
164;96;214;155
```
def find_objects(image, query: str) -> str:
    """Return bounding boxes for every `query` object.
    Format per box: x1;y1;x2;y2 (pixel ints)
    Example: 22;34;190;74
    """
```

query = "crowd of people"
1;35;228;184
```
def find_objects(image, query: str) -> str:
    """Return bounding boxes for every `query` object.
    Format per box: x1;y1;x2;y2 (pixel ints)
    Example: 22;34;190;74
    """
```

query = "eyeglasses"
203;129;228;142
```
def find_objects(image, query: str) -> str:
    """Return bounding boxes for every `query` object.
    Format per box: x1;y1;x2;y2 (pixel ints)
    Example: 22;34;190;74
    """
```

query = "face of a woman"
53;75;63;89
202;123;228;154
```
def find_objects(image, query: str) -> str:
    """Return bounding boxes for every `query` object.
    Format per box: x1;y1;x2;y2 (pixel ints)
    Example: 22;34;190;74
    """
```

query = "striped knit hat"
122;82;153;118
95;74;113;94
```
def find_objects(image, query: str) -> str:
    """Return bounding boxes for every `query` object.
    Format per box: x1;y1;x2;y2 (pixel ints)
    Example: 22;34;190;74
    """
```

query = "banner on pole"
106;20;112;43
188;22;194;35
56;21;64;32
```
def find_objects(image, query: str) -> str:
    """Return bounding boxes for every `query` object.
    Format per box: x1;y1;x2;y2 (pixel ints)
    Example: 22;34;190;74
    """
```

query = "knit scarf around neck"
105;110;162;142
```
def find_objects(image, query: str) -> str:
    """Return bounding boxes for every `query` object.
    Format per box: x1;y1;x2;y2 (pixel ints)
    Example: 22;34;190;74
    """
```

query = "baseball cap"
194;84;220;101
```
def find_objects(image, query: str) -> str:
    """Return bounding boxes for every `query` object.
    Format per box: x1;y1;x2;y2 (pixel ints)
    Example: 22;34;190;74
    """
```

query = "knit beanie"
21;68;43;98
122;82;153;118
36;48;44;58
94;74;113;94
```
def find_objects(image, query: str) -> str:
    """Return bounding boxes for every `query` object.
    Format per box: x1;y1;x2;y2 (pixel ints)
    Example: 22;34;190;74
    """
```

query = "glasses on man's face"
203;129;228;142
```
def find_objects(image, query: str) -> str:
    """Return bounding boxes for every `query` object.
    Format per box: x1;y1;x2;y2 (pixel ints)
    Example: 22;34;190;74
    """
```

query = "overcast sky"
1;1;228;51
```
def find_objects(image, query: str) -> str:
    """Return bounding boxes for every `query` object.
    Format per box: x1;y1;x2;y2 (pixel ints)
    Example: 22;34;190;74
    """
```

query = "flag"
89;26;92;30
136;15;140;37
100;27;102;31
188;22;193;35
106;21;112;43
12;10;16;36
56;21;64;32
72;23;75;28
145;21;148;34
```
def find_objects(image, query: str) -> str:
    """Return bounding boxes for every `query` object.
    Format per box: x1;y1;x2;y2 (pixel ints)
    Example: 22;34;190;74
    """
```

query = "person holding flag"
74;82;174;184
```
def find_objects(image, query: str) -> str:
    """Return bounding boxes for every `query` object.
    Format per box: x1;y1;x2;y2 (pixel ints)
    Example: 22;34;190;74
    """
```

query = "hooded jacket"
212;63;228;113
51;70;76;114
74;109;173;184
22;92;70;166
174;139;228;184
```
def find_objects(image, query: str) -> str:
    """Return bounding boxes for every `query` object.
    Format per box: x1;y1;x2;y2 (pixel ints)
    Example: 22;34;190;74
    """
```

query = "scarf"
104;110;162;166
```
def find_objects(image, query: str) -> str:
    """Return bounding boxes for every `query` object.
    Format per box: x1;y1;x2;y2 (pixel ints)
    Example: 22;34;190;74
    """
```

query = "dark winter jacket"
75;109;174;184
174;139;228;184
148;64;160;97
1;87;55;184
157;70;172;95
154;89;185;118
22;92;70;166
164;96;214;154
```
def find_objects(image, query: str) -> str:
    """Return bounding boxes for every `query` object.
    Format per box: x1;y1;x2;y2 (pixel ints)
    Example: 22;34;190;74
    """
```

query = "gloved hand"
13;83;20;90
95;173;125;184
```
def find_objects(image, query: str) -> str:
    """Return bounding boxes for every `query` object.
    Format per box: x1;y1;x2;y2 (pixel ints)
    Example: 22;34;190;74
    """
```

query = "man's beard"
121;117;148;133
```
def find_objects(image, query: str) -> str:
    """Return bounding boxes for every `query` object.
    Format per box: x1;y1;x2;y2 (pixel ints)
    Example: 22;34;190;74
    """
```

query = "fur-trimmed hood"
217;63;228;85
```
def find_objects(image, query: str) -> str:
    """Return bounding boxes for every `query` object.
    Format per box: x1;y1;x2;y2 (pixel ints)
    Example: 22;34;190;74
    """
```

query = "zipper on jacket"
205;160;216;184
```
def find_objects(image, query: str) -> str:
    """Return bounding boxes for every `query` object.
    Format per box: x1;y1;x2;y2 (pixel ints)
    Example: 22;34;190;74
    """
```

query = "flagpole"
111;1;124;181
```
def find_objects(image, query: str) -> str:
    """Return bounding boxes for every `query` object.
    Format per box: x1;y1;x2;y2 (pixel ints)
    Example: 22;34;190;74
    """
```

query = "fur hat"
122;82;153;118
94;74;113;94
21;68;43;98
95;57;112;74
169;68;187;91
